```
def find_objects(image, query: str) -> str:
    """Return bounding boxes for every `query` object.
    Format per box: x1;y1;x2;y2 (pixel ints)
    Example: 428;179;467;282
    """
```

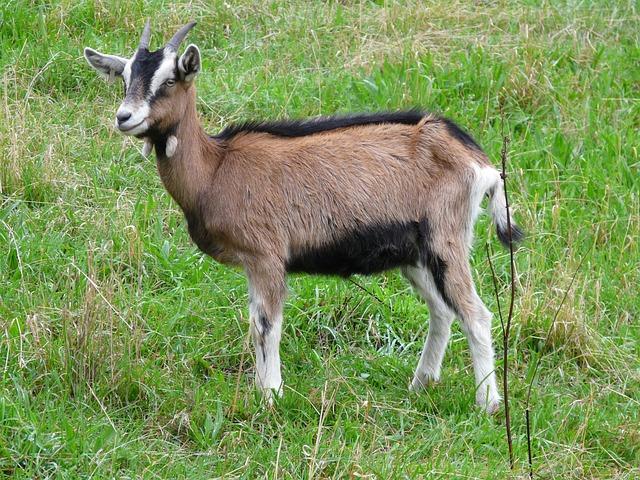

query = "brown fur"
86;23;517;411
152;84;488;281
144;77;509;410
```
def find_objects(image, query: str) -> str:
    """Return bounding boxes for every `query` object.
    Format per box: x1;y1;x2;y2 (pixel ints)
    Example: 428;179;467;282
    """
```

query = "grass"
1;0;639;478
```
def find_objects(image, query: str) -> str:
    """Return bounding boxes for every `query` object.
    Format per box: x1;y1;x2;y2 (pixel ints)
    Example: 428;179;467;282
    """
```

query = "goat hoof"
477;395;502;415
409;373;439;392
259;384;283;407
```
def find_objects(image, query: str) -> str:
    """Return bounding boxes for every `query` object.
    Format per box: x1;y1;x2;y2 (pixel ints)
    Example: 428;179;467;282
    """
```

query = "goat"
84;21;523;413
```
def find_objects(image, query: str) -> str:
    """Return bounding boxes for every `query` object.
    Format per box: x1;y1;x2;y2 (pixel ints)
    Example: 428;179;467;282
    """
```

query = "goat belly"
286;220;422;276
184;211;223;258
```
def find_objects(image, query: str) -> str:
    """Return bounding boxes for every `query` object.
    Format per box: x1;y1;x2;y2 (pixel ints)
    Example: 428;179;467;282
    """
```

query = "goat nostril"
116;112;132;124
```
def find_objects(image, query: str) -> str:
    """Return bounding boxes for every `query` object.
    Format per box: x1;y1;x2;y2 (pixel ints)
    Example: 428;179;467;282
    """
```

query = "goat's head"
84;21;200;139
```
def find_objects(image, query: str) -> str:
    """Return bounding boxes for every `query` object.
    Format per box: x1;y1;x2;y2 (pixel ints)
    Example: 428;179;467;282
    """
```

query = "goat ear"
178;44;200;82
84;48;126;83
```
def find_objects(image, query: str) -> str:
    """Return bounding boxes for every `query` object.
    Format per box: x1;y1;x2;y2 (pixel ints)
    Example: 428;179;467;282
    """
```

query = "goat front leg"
246;259;286;402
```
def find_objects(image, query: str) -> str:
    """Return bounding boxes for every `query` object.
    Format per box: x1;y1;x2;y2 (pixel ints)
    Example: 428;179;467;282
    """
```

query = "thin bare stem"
526;407;533;479
499;130;515;470
485;243;504;334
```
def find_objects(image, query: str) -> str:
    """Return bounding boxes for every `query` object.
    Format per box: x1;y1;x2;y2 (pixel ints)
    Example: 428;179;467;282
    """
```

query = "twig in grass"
274;435;284;479
88;383;117;432
347;277;389;310
486;243;503;333
501;128;516;470
307;381;335;479
486;128;515;469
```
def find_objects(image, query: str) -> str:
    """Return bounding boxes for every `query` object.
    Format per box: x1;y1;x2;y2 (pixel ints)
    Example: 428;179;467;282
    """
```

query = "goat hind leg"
403;266;455;391
444;256;501;414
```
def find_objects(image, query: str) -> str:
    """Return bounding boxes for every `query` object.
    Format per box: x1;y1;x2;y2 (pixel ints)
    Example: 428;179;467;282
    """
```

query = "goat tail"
487;171;524;248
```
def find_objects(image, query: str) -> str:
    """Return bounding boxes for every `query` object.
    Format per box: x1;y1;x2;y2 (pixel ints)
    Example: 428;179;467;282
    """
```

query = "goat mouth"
118;119;146;133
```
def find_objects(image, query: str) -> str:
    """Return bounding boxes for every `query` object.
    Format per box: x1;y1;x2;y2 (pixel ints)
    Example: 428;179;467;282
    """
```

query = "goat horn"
166;21;196;51
139;20;151;49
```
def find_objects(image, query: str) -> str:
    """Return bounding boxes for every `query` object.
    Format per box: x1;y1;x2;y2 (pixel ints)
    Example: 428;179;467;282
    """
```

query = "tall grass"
1;0;638;478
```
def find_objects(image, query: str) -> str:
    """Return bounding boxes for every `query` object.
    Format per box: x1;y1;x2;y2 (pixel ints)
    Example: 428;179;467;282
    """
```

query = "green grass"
1;0;639;478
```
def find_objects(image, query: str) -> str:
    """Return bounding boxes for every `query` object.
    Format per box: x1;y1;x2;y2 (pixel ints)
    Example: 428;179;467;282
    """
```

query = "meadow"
1;0;638;478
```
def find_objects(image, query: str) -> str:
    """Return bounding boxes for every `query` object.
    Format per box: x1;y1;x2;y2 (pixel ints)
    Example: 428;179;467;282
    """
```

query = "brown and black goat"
84;21;523;413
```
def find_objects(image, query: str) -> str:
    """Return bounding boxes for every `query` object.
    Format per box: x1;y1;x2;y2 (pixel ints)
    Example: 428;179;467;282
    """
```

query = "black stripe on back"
441;117;482;151
214;109;427;141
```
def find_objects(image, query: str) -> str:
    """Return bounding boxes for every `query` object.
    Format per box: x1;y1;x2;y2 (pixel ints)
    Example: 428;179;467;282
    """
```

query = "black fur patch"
129;48;165;98
496;223;525;247
441;118;482;151
286;218;457;313
214;110;426;141
259;313;271;337
258;313;269;361
286;220;421;277
213;110;484;154
418;219;455;313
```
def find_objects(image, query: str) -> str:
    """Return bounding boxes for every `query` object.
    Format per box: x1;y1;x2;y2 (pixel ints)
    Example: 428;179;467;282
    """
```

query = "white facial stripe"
122;51;137;89
149;49;177;98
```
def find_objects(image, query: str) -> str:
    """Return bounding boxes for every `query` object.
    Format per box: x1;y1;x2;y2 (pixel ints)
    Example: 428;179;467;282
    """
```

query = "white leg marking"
249;294;283;402
460;298;500;414
403;266;455;391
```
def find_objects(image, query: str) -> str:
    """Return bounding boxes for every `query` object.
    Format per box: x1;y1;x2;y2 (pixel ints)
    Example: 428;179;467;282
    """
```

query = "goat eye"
165;79;176;87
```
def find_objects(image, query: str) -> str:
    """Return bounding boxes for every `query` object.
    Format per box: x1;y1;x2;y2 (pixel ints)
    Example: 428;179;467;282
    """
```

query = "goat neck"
152;86;222;212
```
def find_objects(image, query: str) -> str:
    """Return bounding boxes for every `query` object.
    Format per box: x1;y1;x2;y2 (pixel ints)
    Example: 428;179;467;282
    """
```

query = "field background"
1;0;638;478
